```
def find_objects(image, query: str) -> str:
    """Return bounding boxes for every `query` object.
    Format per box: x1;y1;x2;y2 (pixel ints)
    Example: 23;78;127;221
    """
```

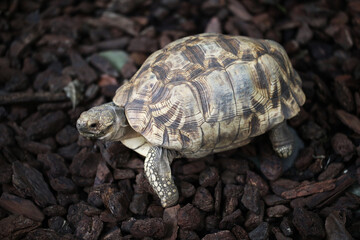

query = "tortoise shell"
114;33;305;158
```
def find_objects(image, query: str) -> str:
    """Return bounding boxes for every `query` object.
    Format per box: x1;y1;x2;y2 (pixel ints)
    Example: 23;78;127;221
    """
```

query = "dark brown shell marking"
114;33;305;158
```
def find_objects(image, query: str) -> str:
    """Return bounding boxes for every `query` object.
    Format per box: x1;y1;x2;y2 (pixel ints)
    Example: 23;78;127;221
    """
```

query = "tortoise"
76;33;305;207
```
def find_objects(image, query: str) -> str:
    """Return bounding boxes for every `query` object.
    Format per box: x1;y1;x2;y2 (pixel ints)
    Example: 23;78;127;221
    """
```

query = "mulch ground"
0;0;360;239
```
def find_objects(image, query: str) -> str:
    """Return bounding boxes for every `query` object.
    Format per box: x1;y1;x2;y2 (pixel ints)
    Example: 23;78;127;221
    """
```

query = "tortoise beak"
76;115;114;139
76;118;91;136
76;118;87;132
76;116;97;137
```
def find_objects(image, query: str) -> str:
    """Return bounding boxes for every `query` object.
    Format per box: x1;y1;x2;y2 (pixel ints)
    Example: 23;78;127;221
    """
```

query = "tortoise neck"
100;103;129;141
119;126;140;141
108;120;133;142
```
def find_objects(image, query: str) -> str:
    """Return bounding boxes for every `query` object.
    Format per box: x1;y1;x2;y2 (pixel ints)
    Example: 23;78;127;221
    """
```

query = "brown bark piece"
318;162;344;181
219;209;244;230
336;109;360;134
130;218;165;239
26;111;67;140
99;12;140;36
248;222;269;240
0;192;44;222
246;170;269;197
199;167;219;187
205;215;220;231
114;169;135;180
94;160;113;185
75;215;103;240
178;161;206;175
231;225;249;240
205;17;222;33
325;211;353;240
214;180;222;215
241;184;261;214
292;207;325;239
295;147;314;170
177;204;201;230
69;51;97;84
43;205;67;217
88;54;119;77
305;174;356;209
163;204;180;240
280;217;294;237
244;201;265;231
129;193;148;215
180;181;196;198
221;158;249;174
263;194;288;206
228;0;252;21
128;37;158;53
334;81;354;112
101;185;130;221
266;205;290;218
146;204;164;218
178;229;199;240
48;216;72;235
281;179;336;199
331;133;355;161
25;228;72;240
203;230;236;240
70;149;101;178
12;161;56;207
224;184;243;215
0;215;41;239
192;186;214;212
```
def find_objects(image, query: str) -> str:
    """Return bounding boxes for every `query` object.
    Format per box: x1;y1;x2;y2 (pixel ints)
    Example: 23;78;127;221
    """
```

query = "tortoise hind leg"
269;121;294;158
144;146;179;208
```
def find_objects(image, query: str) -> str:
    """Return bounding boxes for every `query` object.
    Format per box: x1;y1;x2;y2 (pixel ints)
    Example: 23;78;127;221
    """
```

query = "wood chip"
336;109;360;134
281;179;336;199
228;0;252;21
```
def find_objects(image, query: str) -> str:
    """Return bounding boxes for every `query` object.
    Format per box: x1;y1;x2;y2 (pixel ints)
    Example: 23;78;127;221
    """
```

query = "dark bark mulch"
0;0;360;239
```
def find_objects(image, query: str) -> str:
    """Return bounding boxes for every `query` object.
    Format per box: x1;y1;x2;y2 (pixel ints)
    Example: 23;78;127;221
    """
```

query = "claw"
275;144;293;158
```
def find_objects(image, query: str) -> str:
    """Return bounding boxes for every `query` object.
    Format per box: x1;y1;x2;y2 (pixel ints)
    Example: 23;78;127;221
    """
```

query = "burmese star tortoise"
77;33;306;207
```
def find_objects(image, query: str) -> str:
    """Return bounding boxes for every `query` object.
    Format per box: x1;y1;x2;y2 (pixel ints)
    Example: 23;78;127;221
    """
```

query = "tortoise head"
76;102;128;141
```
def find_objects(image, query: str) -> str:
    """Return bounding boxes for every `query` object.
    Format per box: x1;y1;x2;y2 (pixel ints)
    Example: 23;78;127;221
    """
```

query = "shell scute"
181;45;206;67
207;58;222;69
113;33;306;157
215;35;240;56
151;64;169;82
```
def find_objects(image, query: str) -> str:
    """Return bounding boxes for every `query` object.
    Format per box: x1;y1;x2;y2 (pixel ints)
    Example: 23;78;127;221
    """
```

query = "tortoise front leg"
269;121;294;158
144;146;179;208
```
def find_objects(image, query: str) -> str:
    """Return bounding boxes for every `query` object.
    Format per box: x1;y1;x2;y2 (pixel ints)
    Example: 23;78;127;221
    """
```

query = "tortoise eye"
89;123;97;128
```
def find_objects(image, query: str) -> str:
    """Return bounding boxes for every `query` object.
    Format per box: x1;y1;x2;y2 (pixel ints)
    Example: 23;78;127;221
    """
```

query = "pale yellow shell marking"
164;51;191;71
113;33;306;159
192;68;237;122
200;41;224;57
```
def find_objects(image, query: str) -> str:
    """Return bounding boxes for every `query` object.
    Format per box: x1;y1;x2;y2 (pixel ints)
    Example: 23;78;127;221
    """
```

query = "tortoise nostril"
76;120;85;129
